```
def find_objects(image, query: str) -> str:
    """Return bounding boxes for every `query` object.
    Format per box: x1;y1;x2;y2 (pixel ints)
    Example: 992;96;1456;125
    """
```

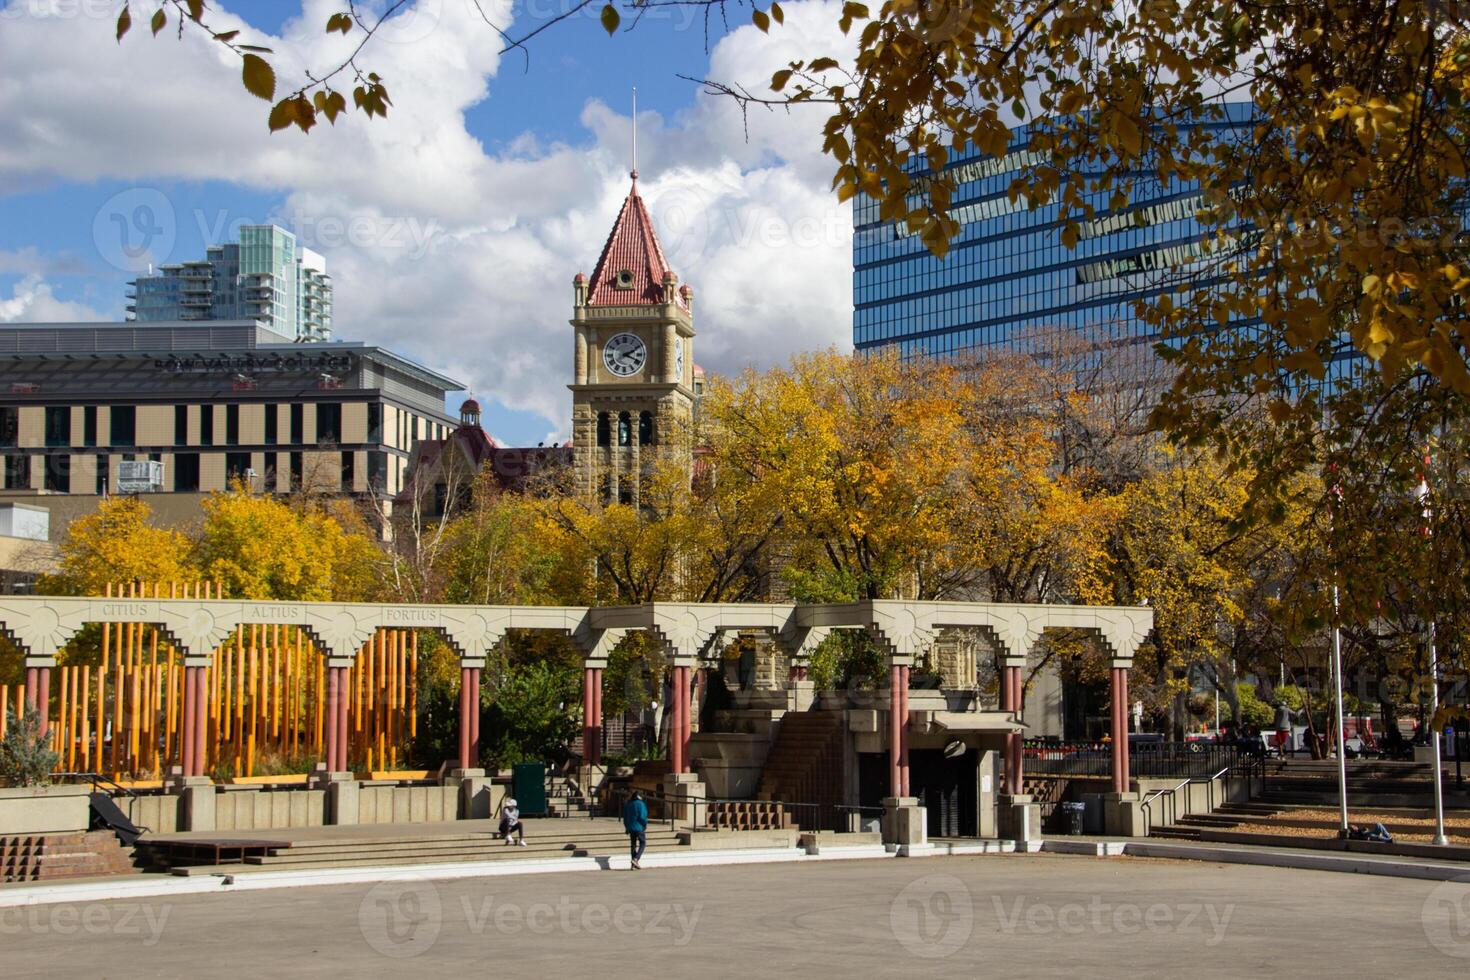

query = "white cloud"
0;0;855;440
0;274;109;322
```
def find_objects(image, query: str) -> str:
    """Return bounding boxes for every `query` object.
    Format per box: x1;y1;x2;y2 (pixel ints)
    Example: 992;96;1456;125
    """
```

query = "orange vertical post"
247;624;258;776
80;665;91;774
99;583;110;772
409;631;418;739
57;666;71;768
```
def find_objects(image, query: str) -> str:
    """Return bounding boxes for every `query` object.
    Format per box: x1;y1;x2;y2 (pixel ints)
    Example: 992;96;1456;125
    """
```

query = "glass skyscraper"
128;225;332;341
853;103;1257;363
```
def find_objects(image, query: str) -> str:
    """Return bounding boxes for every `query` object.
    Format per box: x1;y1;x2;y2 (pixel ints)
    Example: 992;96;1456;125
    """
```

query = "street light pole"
1331;583;1349;837
1429;619;1448;845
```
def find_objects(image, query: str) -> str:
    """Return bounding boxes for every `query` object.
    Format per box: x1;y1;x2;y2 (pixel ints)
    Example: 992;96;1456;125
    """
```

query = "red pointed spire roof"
585;177;688;309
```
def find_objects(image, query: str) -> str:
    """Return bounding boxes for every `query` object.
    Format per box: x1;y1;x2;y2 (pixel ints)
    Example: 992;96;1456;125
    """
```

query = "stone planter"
0;783;92;835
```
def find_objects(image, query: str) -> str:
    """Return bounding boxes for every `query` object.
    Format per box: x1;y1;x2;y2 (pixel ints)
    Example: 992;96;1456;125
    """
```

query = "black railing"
1025;739;1243;779
602;787;879;834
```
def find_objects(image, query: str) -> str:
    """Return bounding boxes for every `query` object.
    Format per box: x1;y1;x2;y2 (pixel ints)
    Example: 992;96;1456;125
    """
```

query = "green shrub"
0;708;59;787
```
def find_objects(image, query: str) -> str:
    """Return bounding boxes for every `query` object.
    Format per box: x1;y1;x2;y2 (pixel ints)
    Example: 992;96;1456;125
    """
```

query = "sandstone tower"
570;173;696;505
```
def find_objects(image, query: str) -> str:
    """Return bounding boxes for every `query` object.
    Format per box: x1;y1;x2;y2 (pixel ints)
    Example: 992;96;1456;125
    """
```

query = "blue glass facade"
128;226;333;341
853;104;1257;360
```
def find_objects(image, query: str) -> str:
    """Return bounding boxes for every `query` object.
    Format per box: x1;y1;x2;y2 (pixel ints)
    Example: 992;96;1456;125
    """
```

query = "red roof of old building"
584;178;688;309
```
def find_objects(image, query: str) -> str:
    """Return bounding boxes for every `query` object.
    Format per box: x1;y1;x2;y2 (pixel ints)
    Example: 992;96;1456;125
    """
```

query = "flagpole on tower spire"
631;86;638;181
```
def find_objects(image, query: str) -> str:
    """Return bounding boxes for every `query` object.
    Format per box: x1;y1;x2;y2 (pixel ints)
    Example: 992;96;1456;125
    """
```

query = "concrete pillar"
1111;665;1131;794
180;781;216;831
882;795;926;848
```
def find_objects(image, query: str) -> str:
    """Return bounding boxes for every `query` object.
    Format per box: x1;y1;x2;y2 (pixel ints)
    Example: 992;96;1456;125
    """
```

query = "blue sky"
0;0;853;444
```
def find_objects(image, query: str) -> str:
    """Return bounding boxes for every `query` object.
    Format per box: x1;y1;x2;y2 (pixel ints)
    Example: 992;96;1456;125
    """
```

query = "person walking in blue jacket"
622;790;648;870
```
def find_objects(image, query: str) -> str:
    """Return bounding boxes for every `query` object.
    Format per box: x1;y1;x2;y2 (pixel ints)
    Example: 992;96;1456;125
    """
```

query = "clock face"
603;332;646;377
674;337;685;381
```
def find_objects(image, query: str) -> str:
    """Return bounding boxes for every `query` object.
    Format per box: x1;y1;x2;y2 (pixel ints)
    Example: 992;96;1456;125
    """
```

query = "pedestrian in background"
623;789;648;870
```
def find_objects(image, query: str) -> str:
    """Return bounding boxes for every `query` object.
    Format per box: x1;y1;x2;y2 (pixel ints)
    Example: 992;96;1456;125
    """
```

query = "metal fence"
1024;739;1242;779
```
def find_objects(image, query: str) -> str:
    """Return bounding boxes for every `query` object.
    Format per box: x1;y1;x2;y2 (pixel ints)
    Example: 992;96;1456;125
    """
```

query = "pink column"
36;666;50;738
1111;667;1131;794
181;667;198;777
682;667;693;775
582;666;596;765
23;666;38;712
458;666;473;770
898;665;911;797
469;667;482;766
335;667;350;774
1003;663;1024;795
193;668;209;777
685;668;698;765
591;667;604;766
324;667;340;773
789;664;808;681
889;664;902;796
669;667;686;775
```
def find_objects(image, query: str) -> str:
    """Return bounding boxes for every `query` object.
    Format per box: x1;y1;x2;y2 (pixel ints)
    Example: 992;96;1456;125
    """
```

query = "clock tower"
570;172;696;505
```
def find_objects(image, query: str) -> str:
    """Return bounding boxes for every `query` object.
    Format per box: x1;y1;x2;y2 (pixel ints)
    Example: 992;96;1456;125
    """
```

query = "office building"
853;104;1257;362
0;320;459;542
128;225;333;341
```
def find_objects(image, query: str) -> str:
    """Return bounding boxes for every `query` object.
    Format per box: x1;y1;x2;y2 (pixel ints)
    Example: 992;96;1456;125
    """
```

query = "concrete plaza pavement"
3;854;1466;977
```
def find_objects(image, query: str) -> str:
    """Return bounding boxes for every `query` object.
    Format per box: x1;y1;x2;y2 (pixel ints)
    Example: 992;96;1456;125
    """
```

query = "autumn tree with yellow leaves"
42;484;384;603
41;497;191;597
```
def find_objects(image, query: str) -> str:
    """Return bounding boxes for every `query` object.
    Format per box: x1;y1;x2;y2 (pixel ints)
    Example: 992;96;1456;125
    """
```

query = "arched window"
617;411;632;447
638;411;655;446
596;412;610;448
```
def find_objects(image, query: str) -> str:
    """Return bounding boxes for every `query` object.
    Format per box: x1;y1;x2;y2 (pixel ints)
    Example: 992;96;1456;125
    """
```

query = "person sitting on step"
500;798;527;846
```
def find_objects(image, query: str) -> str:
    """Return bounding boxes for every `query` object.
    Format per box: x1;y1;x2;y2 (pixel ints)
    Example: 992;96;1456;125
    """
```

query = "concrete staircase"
1257;759;1468;808
159;822;685;876
755;711;845;829
1148;802;1286;841
1;831;141;883
545;772;593;819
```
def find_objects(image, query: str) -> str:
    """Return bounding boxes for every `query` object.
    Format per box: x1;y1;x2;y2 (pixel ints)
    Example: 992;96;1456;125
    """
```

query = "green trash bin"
512;762;548;817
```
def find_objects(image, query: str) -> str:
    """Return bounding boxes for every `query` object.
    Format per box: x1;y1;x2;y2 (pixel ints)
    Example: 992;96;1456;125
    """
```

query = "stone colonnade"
0;598;1151;800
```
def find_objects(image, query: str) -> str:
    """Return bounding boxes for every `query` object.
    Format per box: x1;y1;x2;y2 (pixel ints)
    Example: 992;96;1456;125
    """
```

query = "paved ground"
4;854;1468;977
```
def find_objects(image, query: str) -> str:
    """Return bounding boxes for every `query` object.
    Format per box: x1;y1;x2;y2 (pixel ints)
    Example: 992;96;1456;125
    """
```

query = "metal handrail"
53;771;147;803
51;771;154;835
1140;777;1191;835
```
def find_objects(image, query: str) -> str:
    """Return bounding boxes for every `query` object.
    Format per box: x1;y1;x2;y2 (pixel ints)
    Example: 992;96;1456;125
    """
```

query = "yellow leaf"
241;53;276;102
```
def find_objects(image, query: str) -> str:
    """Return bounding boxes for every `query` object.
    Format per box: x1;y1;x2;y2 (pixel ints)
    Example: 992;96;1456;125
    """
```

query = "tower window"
596;412;611;448
638;411;655;446
617;411;631;447
615;269;634;289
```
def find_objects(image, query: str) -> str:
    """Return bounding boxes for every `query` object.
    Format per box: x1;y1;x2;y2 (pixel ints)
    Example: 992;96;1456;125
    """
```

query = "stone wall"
355;785;459;824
